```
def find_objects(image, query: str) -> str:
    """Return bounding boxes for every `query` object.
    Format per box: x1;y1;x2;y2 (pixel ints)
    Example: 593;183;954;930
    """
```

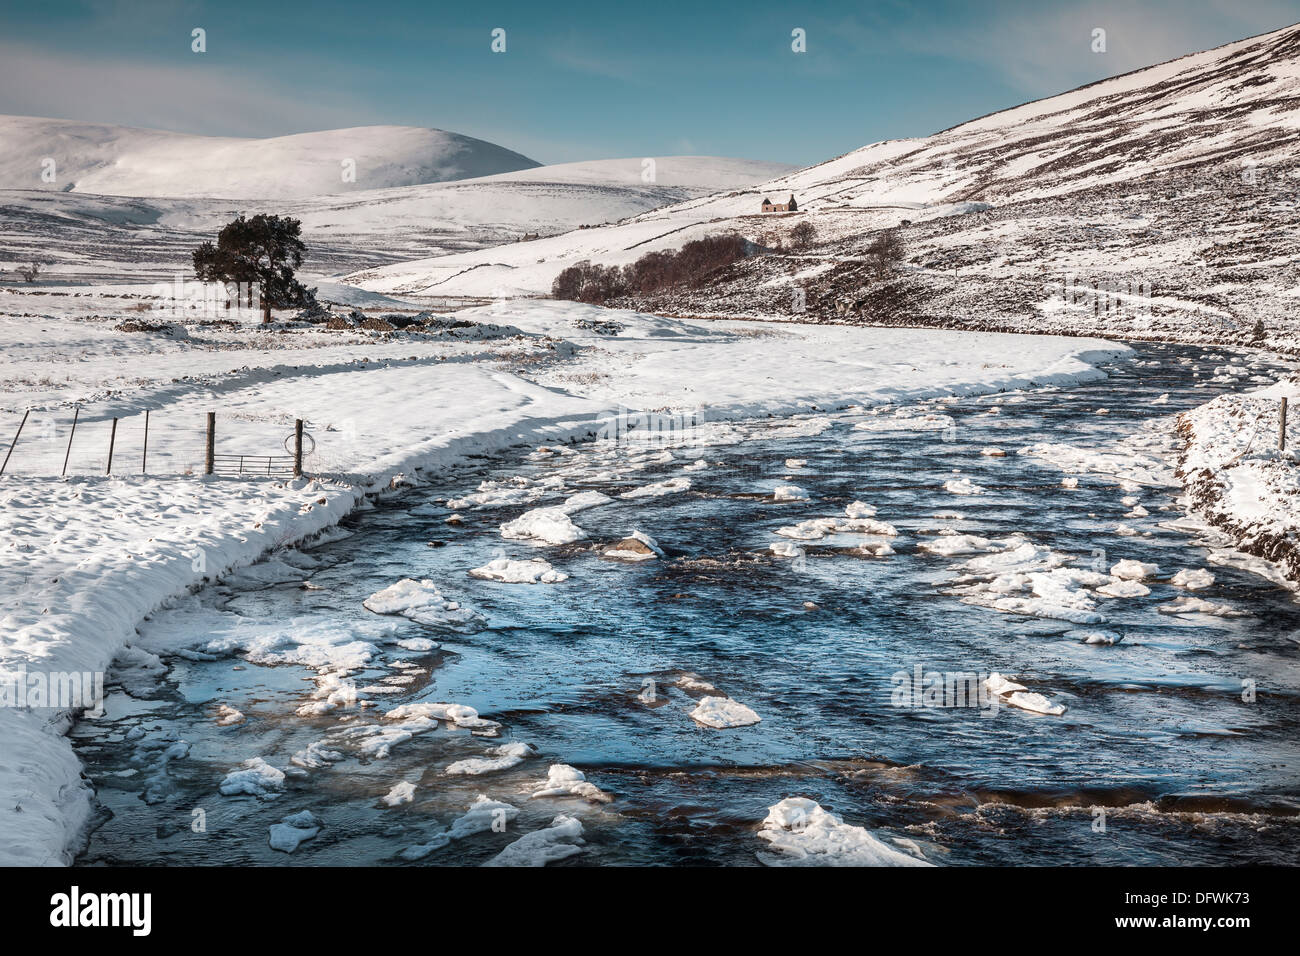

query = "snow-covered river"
73;342;1300;866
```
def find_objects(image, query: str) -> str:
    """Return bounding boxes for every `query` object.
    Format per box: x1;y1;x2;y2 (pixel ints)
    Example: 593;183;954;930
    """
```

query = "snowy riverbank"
0;297;1131;864
1177;378;1300;586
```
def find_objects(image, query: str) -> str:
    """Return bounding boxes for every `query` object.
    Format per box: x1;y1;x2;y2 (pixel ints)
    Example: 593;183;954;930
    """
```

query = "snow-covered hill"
0;155;793;282
345;21;1300;344
0;116;542;199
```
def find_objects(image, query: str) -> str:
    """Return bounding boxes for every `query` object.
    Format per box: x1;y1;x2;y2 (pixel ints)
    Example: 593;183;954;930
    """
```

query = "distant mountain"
0;116;542;199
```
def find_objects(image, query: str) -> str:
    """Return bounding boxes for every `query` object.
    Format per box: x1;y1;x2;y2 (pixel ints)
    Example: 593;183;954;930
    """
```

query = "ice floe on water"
1172;568;1215;590
364;579;483;627
385;701;500;732
1111;559;1160;580
689;695;762;728
530;764;611;803
500;507;586;544
498;490;611;545
1158;596;1248;617
757;798;932;867
619;476;692;499
220;757;285;799
772;484;808;501
775;504;898;541
918;534;1000;556
382;781;417;807
983;673;1067;715
484;814;585;867
1097;579;1151;598
853;411;954;433
445;741;532;775
470;557;568;583
943;477;985;495
769;541;806;559
400;795;521;861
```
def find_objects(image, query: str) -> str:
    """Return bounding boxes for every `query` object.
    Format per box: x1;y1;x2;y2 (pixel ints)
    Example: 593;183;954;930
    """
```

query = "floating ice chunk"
676;672;719;693
757;798;931;867
604;531;662;561
1171;568;1215;590
1005;691;1067;716
560;490;614;513
773;485;808;501
530;764;611;803
1097;579;1151;598
984;673;1066;714
775;516;898;539
396;637;439;652
620;477;692;499
918;534;993;556
1158;596;1247;617
445;741;532;776
983;672;1027;695
770;541;806;559
400;795;521;860
268;810;320;853
470;557;568;583
844;501;877;518
689;695;761;728
854;414;954;433
219;757;285;799
382;781;417;807
483;814;585;867
1077;630;1124;645
980;447;1007;457
1062;477;1079;488
1110;559;1160;580
1152;393;1170;405
364;579;483;627
215;704;244;726
785;458;808;469
385;702;498;731
499;508;586;545
291;741;344;769
943;477;985;495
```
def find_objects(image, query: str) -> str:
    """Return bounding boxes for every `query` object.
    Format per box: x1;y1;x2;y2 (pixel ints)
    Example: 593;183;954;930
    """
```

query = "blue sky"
0;0;1295;165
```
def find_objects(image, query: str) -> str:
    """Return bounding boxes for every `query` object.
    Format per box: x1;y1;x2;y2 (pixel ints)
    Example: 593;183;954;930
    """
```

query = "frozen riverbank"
0;299;1126;864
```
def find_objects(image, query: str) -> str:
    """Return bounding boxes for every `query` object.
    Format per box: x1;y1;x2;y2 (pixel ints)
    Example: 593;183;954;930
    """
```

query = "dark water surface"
73;342;1300;866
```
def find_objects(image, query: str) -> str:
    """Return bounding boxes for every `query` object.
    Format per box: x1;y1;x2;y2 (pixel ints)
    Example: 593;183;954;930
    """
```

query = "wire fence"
0;405;317;479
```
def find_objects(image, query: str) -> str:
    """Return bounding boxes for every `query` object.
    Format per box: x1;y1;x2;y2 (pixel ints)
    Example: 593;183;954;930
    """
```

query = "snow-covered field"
0;291;1126;865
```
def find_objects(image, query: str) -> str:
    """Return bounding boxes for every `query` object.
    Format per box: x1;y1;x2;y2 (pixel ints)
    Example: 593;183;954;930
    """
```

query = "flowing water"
73;342;1300;866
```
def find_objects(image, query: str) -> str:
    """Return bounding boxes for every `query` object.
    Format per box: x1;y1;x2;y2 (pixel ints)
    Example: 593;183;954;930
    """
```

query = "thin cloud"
0;41;369;137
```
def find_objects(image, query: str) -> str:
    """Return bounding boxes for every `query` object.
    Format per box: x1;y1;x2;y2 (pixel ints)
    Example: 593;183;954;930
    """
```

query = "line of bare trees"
552;234;750;304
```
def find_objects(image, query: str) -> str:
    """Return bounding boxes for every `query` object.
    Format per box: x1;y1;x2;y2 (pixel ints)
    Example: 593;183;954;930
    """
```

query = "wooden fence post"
205;412;216;475
1;408;30;477
106;418;118;474
62;405;79;476
294;419;304;477
1281;397;1289;453
142;409;150;474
